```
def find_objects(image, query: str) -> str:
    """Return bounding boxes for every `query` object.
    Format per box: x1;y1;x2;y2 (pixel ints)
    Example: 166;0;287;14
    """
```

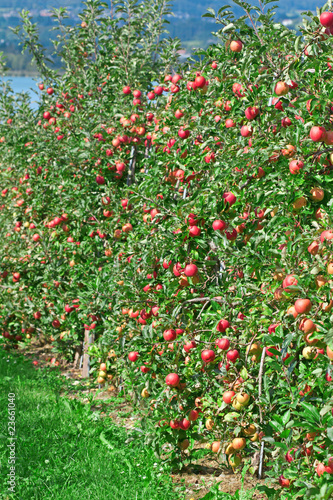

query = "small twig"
197;301;209;320
244;9;263;45
239;176;253;190
244;333;257;368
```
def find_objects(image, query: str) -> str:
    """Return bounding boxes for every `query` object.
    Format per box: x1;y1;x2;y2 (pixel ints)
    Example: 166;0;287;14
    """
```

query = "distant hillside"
0;0;319;74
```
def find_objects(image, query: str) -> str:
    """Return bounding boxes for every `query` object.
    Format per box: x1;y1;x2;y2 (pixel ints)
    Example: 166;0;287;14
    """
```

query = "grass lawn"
0;349;185;500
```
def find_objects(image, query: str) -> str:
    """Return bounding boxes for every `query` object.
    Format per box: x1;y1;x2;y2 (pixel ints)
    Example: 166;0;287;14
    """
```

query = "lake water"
1;76;41;109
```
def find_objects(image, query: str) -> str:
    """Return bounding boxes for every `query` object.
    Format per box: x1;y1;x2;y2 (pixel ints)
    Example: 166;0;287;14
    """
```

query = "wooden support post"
73;342;83;369
127;146;136;186
82;329;94;378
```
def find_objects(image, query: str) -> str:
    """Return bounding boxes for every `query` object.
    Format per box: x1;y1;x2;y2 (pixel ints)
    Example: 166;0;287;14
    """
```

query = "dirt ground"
19;340;272;499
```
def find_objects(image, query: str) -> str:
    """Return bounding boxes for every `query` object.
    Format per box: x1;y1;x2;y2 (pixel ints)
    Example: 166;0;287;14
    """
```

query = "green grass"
0;350;184;500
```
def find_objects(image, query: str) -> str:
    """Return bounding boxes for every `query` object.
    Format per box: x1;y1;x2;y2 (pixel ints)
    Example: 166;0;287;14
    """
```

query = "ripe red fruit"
310;126;326;142
316;463;326;477
281;117;292;128
212;219;226;231
226;228;237;240
173;263;183;276
172;74;182;84
240;125;252;137
285;449;295;462
272;97;283;111
179;418;191;430
244;106;259;120
225;118;236;128
325;458;333;473
96;175;105;185
178;128;190;139
223;192;236;207
175;109;184;119
189;409;199;421
163;329;176;341
226;349;239;363
282;274;298;290
278;475;290;488
170;419;180;429
216;319;230;333
184;264;198;277
320;229;333;242
274;81;289;96
216;338;230;350
52;319;60;328
201;349;216;363
32;234;40;242
46;87;54;95
223;390;235;404
294;299;312;314
230;40;242;52
128;351;139;362
184;340;196;352
289;160;304;174
320;11;333;27
189;226;201;237
308;241;319;255
163;259;172;269
165;373;180;387
299;318;316;335
154;86;163;95
195;75;206;88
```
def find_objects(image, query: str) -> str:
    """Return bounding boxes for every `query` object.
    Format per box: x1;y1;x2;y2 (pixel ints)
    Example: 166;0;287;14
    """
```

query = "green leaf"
222;23;235;32
300;402;321;425
282;410;290;426
327;427;333;441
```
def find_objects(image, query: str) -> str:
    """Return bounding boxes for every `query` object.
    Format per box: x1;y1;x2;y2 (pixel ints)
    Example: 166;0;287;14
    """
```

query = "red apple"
184;264;198;277
310;126;326;142
320;11;333;27
230;40;242;52
227;349;239;363
201;349;215;363
278;475;290;488
244;106;259;120
165;373;180;387
289;160;304;174
223;390;235;404
216;338;230;350
294;299;312;314
274;81;289;96
163;329;176;341
128;351;139;362
212;219;226;231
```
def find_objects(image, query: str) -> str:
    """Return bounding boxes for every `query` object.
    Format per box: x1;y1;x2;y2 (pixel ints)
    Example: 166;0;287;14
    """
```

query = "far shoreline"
1;73;39;79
